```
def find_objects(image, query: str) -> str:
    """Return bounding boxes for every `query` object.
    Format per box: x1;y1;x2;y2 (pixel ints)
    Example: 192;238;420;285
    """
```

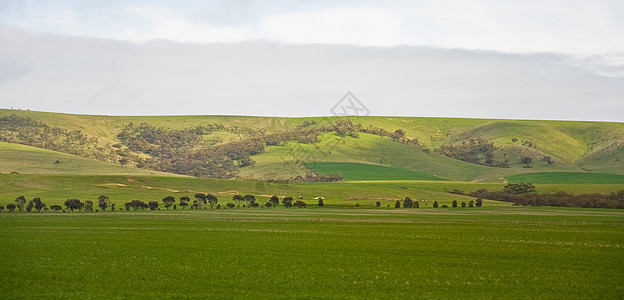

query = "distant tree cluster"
435;138;509;167
464;183;624;209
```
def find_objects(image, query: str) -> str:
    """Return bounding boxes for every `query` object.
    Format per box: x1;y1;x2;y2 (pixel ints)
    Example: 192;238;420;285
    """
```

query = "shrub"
433;201;439;208
375;201;381;207
468;200;474;207
441;204;449;208
49;205;62;212
475;198;483;207
226;203;235;209
452;200;458;208
395;200;401;208
461;202;466;207
317;199;324;207
294;200;307;208
413;201;419;208
265;202;272;208
355;203;360;208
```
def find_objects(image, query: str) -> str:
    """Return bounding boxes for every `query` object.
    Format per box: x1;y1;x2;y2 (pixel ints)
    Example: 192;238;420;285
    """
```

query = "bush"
433;201;439;208
294;200;307;208
468;200;474;207
394;200;401;208
475;198;483;207
413;201;419;208
148;201;159;211
317;199;324;207
452;200;458;208
355;203;360;208
441;204;449;208
375;201;381;207
461;202;466;207
265;202;272;208
6;204;16;212
226;203;235;209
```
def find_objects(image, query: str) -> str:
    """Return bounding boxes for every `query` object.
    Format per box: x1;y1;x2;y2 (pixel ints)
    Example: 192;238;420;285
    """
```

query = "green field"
1;208;622;299
506;172;624;184
304;162;447;181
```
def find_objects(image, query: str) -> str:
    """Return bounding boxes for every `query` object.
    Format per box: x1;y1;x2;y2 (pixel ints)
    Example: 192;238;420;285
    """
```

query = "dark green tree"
270;195;279;207
98;195;110;212
244;194;257;208
433;201;439;208
475;198;483;207
7;203;16;212
317;198;324;207
194;193;207;208
15;196;26;212
232;194;245;209
179;196;190;210
282;196;293;208
84;200;94;212
64;199;84;212
452;200;458;208
162;196;175;210
148;201;159;211
403;197;414;208
206;194;218;209
394;200;401;208
49;205;62;212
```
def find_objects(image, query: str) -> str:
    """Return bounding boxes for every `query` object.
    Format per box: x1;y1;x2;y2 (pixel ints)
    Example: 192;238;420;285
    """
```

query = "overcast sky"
1;0;623;121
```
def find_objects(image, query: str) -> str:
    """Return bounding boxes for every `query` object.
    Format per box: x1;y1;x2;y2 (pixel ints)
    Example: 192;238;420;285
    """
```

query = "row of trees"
2;194;483;212
381;197;483;208
456;183;624;209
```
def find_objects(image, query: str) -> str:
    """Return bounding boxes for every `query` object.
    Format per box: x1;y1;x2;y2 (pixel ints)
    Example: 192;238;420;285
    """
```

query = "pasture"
1;208;622;299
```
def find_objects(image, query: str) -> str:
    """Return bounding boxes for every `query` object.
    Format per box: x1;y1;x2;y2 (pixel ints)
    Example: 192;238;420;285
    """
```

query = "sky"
1;0;623;121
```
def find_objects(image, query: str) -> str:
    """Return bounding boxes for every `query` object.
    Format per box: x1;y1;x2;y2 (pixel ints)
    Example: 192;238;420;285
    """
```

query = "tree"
0;206;3;213
433;201;439;208
468;200;474;207
413;200;419;208
98;195;110;212
461;202;466;207
15;196;26;212
317;198;324;207
30;197;45;212
64;199;84;212
194;193;207;208
543;156;554;165
521;156;533;164
232;194;245;209
244;194;256;208
26;200;34;212
403;197;414;208
452;200;458;208
49;205;62;212
7;203;16;212
84;200;94;212
294;200;307;208
124;202;132;211
376;201;381;207
282;197;293;208
394;200;401;208
475;198;483;207
148;201;159;211
111;203;116;212
206;194;218;209
265;202;273;208
162;196;175;210
226;203;235;209
128;200;148;211
179;196;190;210
270;196;279;207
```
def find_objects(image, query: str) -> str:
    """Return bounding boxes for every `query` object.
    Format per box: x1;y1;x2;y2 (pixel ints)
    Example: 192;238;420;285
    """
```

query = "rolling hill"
1;109;623;182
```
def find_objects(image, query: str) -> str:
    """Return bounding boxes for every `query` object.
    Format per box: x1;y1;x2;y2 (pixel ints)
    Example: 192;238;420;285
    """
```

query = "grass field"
1;208;622;299
506;172;624;184
304;162;447;181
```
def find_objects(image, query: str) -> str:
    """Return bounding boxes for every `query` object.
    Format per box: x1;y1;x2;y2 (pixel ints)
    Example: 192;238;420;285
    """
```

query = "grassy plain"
505;172;624;184
1;208;622;299
304;161;447;181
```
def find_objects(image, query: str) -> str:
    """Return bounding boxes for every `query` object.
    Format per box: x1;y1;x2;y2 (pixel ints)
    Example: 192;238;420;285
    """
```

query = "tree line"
452;183;624;209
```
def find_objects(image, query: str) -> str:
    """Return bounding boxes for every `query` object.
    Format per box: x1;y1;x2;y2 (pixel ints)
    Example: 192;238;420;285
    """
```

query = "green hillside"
1;109;623;181
304;162;447;181
0;141;177;176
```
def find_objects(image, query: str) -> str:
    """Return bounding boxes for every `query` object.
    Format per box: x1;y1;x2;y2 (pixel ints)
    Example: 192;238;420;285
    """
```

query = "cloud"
1;27;623;121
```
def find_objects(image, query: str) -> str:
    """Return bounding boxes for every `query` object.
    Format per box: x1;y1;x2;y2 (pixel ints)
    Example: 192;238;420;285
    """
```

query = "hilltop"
1;109;623;182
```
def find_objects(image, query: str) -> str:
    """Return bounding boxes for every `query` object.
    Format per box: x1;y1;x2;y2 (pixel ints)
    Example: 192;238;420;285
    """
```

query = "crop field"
1;208;623;299
304;162;447;181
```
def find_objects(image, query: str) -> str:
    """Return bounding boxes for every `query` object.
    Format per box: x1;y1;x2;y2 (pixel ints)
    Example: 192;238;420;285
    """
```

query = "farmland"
1;208;623;299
